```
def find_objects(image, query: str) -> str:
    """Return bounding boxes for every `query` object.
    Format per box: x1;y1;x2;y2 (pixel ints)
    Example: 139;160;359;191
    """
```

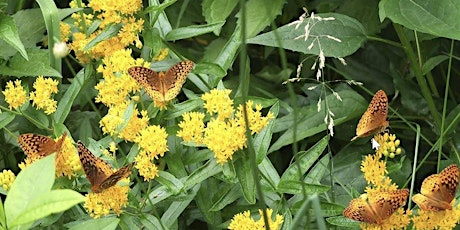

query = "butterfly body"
351;90;389;141
343;189;409;224
77;141;133;193
412;164;459;211
128;60;194;103
18;133;67;156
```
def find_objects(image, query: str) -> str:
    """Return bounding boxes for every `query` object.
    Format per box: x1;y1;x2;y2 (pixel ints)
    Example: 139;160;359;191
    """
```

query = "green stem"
393;24;441;127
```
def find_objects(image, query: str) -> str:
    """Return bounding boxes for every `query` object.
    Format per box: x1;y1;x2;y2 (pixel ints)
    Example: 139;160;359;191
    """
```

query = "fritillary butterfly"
412;164;459;211
18;133;67;157
343;189;409;224
77;141;133;193
351;90;389;141
128;60;194;103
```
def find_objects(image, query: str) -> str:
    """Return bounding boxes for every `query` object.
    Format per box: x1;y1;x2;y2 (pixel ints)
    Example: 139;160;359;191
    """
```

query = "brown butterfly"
18;133;67;157
351;90;389;141
412;164;459;211
128;60;194;103
77;141;134;193
343;189;409;224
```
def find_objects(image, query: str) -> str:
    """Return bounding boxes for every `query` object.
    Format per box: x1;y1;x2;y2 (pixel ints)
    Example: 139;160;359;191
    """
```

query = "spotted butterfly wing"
128;60;194;102
351;90;389;141
77;141;132;193
343;189;409;224
412;164;459;211
18;133;67;156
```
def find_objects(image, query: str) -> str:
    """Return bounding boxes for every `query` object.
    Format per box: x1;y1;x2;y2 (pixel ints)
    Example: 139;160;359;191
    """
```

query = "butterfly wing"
352;90;389;140
128;66;164;101
77;141;111;192
343;197;379;223
162;60;194;101
98;162;134;192
412;164;459;211
18;133;63;156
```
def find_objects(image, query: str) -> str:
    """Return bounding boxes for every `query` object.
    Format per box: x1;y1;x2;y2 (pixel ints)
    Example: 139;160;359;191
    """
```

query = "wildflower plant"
0;0;459;229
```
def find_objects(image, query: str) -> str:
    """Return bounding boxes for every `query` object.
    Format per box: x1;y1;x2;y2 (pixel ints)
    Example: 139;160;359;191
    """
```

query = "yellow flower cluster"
411;204;460;229
2;80;27;110
54;135;81;178
66;0;144;63
83;182;130;218
373;133;402;158
0;169;16;191
228;209;284;230
29;76;59;115
134;125;168;180
177;89;274;164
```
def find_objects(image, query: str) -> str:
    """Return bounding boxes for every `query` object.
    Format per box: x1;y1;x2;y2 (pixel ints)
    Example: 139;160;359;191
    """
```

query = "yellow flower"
55;134;81;178
2;80;27;110
203;118;246;164
235;100;274;134
83;182;130;218
374;133;402;158
99;102;149;141
60;22;71;42
133;125;168;181
29;76;59;114
202;89;234;120
228;209;284;230
411;203;460;230
177;112;205;145
153;48;169;61
0;169;16;191
361;208;411;230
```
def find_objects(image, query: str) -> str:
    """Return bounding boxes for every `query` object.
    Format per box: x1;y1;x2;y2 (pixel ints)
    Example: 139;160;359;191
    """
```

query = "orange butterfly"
351;90;389;141
412;164;459;211
18;133;67;157
128;60;194;103
77;141;133;193
343;189;409;224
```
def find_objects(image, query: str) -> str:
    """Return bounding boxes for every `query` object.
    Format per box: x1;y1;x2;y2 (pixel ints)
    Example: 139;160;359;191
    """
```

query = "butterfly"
18;133;67;157
343;189;409;224
412;164;459;211
128;60;194;103
351;90;389;141
77;141;134;193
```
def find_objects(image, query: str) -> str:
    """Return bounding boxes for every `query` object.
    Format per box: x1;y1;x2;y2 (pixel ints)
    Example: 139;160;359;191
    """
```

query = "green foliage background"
0;0;459;229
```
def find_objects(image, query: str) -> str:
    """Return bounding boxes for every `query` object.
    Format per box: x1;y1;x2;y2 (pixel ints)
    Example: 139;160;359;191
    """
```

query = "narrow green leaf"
68;217;119;230
203;29;240;74
164;98;202;120
0;14;28;60
277;180;330;195
165;21;225;41
209;184;241;211
254;101;279;163
83;23;123;51
202;0;238;25
379;0;460;40
258;157;281;187
22;105;50;129
53;69;86;123
184;160;222;189
326;216;360;228
422;55;449;75
0;50;61;77
247;13;367;57
9;190;84;227
0;198;5;229
236;0;285;38
5;155;55;227
0;112;15;130
161;185;199;228
235;155;255;204
36;0;61;70
139;214;163;230
156;171;183;195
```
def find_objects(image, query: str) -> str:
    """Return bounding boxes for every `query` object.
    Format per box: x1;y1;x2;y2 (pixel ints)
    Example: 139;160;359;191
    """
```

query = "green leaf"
35;0;61;70
165;21;225;41
68;217;119;230
84;23;123;51
236;0;285;38
326;216;360;228
139;214;163;230
184;160;222;189
0;49;62;77
9;190;84;227
5;155;55;227
161;185;199;228
22;105;50;129
269;89;366;152
254;101;278;164
379;0;460;40
156;171;183;195
0;14;28;60
209;184;241;211
164;98;202;120
277;181;330;195
279;136;329;182
0;112;15;130
54;69;86;123
202;0;238;30
247;13;367;57
258;157;280;188
0;197;5;229
422;55;449;75
235;154;255;204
